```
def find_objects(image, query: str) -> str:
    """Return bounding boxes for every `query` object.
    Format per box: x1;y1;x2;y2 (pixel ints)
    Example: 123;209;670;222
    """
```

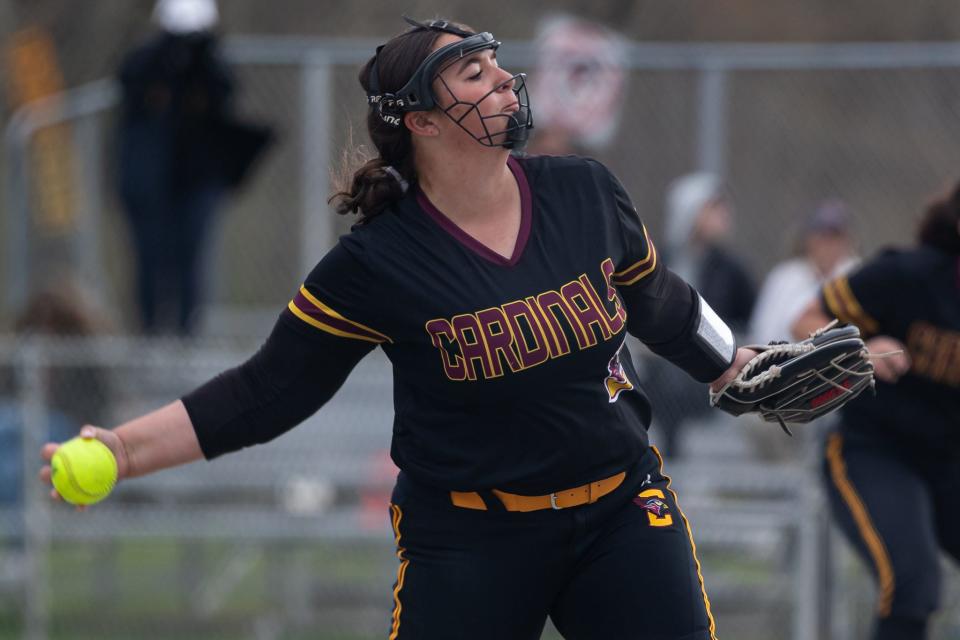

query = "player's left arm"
615;257;749;385
598;161;742;384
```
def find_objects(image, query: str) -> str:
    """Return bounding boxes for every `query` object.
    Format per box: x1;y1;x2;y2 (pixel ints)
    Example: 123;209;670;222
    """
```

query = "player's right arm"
40;402;201;493
41;240;387;493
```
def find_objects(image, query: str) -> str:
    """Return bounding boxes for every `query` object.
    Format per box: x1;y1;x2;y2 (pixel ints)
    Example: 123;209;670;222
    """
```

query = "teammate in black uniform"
793;182;960;640
41;18;757;639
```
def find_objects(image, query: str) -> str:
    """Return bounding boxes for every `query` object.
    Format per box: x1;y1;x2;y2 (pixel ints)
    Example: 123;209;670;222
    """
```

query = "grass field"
0;539;784;640
1;538;401;639
1;537;956;639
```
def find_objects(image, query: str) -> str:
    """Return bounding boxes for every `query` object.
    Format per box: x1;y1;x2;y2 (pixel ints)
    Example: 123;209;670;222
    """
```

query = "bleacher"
1;337;957;639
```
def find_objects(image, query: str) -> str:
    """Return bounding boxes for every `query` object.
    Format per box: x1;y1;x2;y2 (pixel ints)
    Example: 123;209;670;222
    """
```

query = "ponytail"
917;179;960;255
329;26;444;221
329;105;417;220
330;154;411;220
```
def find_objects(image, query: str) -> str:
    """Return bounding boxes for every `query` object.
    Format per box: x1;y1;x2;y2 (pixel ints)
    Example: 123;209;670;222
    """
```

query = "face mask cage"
366;25;534;150
434;71;533;150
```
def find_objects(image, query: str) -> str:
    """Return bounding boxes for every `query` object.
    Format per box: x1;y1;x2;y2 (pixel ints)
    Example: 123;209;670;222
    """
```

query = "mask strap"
402;15;474;38
366;44;385;103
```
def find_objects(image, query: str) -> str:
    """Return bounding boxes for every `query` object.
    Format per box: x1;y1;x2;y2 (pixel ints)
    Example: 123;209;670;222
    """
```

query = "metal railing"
0;336;853;639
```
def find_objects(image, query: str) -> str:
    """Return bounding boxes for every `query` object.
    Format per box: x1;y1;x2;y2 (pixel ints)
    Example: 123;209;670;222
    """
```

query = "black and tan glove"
709;323;875;434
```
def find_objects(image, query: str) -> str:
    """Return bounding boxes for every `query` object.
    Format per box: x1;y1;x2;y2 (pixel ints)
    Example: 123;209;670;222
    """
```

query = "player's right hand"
39;426;131;508
866;336;911;383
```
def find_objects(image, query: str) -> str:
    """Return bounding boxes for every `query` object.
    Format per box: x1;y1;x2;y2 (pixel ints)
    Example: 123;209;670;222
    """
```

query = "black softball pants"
823;432;960;640
385;447;716;640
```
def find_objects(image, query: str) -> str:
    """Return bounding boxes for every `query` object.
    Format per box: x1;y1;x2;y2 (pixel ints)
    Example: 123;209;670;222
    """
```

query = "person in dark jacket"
117;0;235;335
663;172;755;331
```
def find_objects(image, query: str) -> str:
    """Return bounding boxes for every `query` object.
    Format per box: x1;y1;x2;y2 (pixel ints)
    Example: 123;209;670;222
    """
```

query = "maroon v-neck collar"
415;155;532;267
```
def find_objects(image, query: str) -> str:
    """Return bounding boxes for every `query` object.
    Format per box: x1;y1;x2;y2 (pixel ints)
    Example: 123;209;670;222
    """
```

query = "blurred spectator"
642;173;755;458
117;0;272;336
749;199;859;345
744;199;859;461
0;279;110;505
664;173;756;331
526;14;627;156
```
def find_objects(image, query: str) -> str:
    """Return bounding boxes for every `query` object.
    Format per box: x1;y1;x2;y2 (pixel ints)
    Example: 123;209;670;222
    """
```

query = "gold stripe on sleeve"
822;279;847;321
612;226;659;286
299;285;394;343
287;301;387;344
834;278;880;335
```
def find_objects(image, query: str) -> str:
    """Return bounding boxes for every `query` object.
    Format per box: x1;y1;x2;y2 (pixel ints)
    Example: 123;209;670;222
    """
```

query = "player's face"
806;230;852;275
695;197;732;241
431;34;520;146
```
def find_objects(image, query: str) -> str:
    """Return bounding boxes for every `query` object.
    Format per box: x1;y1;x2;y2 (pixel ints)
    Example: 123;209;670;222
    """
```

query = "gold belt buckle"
549;493;561;510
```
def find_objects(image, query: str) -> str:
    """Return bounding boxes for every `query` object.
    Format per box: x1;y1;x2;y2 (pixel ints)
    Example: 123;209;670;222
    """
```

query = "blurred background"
1;1;959;638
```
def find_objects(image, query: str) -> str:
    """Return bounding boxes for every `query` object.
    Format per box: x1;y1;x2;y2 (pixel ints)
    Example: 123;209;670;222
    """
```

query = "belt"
450;471;627;512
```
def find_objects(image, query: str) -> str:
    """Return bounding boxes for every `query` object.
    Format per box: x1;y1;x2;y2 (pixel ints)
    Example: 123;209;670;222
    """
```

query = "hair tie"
384;166;409;193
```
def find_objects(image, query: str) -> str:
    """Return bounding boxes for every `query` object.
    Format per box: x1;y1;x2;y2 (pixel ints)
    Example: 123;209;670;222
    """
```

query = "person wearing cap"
117;0;269;335
47;17;758;639
749;198;860;346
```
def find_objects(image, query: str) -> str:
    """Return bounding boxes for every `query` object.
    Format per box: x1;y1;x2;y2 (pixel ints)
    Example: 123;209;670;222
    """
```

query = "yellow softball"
50;437;118;506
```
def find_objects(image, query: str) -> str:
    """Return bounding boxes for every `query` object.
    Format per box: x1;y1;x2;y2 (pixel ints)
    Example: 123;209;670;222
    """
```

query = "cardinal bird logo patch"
633;488;674;527
604;341;634;403
639;497;668;517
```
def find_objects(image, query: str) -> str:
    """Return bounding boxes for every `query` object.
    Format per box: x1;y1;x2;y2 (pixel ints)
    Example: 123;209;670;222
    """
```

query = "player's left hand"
866;336;910;383
710;348;760;393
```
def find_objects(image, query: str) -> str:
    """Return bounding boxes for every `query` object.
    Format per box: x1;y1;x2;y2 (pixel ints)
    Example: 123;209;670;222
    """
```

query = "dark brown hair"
330;23;467;221
917;179;960;255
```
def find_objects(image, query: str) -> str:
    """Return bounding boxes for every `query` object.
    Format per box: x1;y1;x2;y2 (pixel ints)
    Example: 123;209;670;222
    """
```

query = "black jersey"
186;155;725;493
820;246;960;450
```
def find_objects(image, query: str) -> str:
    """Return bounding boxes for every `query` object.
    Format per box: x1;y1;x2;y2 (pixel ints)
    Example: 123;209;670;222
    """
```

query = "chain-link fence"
3;37;960;640
0;337;958;639
7;39;960;330
1;336;399;640
0;336;816;640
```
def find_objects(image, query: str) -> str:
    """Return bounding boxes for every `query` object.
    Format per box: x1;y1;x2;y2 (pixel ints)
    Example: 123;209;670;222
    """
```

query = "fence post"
19;339;51;640
793;479;824;640
73;116;108;309
696;64;728;177
300;53;335;276
4;116;32;315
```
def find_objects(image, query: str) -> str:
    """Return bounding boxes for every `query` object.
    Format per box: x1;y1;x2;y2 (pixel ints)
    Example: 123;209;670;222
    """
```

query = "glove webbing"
709;342;814;406
731;343;816;390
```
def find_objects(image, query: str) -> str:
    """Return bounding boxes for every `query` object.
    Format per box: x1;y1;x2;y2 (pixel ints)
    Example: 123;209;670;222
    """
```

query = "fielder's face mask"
367;18;533;150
